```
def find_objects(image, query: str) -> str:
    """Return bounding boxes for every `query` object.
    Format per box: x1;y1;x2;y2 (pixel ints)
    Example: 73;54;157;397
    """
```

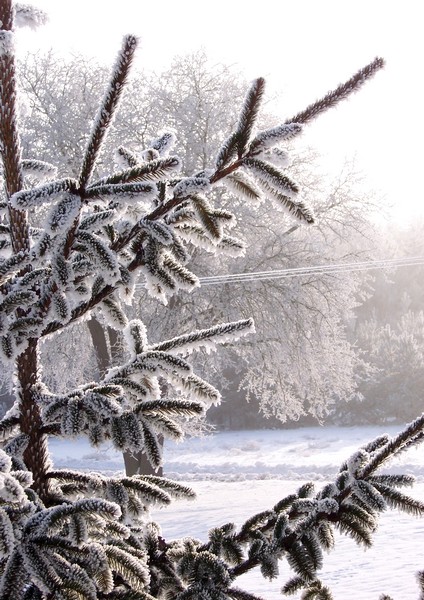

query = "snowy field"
50;425;424;599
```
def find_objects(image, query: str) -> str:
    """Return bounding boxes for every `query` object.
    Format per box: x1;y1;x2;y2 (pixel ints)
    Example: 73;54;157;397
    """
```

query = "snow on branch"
35;498;122;535
0;249;28;284
78;34;138;189
222;170;263;205
0;289;37;313
173;177;211;199
50;254;69;290
161;252;199;291
75;230;120;284
21;159;57;183
277;195;314;224
176;224;246;257
150;131;176;157
286;57;385;125
359;413;424;478
115;145;139;168
126;351;192;379
191;194;235;242
170;373;221;407
45;193;81;235
235;77;266;158
123;319;148;358
250;123;303;153
215;132;239;171
10;178;78;209
84;182;157;203
215;78;268;170
78;209;117;232
134;398;204;419
88;156;181;187
150;318;255;355
0;448;29;505
243;158;300;198
137;218;174;245
14;3;48;30
99;296;129;330
0;29;13;56
263;148;291;169
253;178;315;224
51;290;70;324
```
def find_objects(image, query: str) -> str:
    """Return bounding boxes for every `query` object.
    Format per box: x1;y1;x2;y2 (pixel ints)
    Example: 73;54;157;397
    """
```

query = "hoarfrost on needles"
151;131;177;157
252;123;303;151
123;319;148;360
317;498;339;514
173;177;211;199
151;319;255;356
138;219;174;245
0;452;12;474
10;179;78;210
141;148;160;162
46;194;82;235
0;31;14;57
347;450;369;475
14;4;48;30
75;230;121;285
22;159;58;183
259;148;291;169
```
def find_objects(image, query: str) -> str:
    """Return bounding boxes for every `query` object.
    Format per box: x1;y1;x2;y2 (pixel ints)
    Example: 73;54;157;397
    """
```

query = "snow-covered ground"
50;425;424;599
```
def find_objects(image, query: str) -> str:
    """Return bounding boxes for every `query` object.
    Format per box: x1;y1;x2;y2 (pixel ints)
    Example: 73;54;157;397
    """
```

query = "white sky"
17;0;424;225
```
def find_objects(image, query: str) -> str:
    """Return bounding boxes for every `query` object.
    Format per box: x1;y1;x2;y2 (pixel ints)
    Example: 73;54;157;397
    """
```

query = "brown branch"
0;0;29;253
78;35;138;189
41;281;115;337
0;2;52;501
110;58;385;258
285;57;385;125
43;57;385;340
110;158;245;253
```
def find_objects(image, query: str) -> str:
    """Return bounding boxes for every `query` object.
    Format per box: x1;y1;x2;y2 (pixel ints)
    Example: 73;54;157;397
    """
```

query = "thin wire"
197;256;424;286
134;256;424;290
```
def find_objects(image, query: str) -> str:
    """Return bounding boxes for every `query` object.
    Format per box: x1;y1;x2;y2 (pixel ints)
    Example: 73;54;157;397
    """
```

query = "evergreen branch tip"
286;56;385;126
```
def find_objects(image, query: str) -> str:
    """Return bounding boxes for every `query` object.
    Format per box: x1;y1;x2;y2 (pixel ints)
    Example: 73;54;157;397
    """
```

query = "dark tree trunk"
0;1;51;503
87;317;163;476
123;449;162;477
18;340;51;502
87;317;112;378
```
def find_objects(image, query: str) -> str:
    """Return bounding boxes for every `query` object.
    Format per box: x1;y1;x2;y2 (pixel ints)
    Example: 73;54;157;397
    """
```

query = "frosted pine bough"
1;2;424;598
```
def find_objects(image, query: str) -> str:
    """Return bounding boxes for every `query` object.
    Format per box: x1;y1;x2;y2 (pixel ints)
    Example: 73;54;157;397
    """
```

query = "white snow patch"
50;424;424;599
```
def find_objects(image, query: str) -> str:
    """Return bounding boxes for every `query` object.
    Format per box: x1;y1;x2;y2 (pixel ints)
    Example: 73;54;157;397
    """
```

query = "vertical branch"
0;0;29;253
18;340;52;502
0;1;50;502
78;34;138;189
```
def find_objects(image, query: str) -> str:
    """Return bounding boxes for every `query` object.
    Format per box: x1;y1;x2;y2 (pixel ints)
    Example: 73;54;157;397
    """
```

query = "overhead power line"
134;255;424;290
197;256;424;287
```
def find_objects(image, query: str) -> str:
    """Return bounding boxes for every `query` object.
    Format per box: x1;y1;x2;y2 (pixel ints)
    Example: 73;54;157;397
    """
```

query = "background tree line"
337;220;424;425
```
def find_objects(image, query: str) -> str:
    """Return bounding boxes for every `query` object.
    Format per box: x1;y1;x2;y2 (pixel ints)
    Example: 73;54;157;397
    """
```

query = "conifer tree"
1;2;424;598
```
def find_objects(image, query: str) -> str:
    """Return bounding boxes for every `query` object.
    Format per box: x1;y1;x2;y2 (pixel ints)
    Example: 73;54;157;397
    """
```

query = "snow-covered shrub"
1;2;424;598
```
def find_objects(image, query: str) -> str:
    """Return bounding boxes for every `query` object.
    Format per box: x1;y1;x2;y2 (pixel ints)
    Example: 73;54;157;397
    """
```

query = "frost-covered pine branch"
78;34;138;189
286;56;385;125
14;3;48;30
154;417;424;599
3;2;419;598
